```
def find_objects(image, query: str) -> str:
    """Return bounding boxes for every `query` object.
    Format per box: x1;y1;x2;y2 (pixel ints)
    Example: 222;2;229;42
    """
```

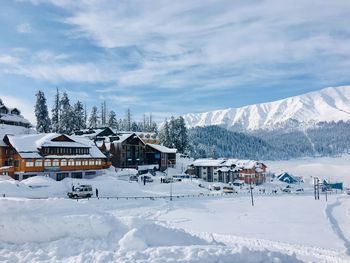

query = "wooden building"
0;133;110;180
74;128;176;170
145;144;177;171
109;133;146;168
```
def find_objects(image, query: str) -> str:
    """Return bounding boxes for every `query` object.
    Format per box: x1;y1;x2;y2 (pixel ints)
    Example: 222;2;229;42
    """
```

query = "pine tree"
59;92;73;134
177;116;188;153
89;106;99;128
51;88;60;133
101;101;107;126
131;121;139;132
72;101;85;131
126;108;132;131
159;119;171;147
34;90;51;133
107;110;118;129
0;98;3;105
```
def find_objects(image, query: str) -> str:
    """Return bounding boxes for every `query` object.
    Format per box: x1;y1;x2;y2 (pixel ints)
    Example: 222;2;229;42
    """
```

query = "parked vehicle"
223;186;236;193
143;175;153;182
282;187;291;193
211;184;221;191
67;185;93;199
163;177;174;183
129;175;139;182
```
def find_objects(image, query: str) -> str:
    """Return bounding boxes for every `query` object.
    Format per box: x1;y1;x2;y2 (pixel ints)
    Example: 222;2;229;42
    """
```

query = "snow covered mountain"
183;86;350;131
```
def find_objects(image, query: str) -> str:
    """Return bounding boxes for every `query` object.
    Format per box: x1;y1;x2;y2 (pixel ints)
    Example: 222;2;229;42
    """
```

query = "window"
25;160;34;167
89;160;95;165
35;160;43;167
56;172;69;181
75;160;81;166
95;159;102;165
68;159;74;166
61;159;67;166
71;172;83;179
85;171;96;176
44;159;51;167
52;159;59;166
22;174;36;179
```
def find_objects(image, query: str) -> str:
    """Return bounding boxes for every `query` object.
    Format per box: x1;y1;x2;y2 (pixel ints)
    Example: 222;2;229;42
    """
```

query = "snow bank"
119;217;208;251
0;198;126;244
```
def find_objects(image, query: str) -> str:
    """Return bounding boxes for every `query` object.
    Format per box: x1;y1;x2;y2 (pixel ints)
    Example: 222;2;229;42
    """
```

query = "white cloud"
11;0;350;93
16;23;32;33
0;55;19;65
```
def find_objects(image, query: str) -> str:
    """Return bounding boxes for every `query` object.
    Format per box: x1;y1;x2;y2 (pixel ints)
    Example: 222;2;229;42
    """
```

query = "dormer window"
10;108;20;115
0;106;9;114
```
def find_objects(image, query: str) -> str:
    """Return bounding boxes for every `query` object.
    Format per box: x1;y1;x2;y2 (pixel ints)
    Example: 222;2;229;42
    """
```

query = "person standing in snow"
96;188;99;199
72;185;75;192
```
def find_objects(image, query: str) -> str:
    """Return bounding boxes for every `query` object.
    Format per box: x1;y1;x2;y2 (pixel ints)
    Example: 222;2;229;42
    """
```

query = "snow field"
266;155;350;187
0;197;303;263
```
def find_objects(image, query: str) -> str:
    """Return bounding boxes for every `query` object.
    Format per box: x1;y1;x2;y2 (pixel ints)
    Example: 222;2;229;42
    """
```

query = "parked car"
295;188;304;193
129;175;139;182
223;186;237;193
282;187;291;193
143;175;153;183
211;184;221;191
67;185;93;199
162;177;174;183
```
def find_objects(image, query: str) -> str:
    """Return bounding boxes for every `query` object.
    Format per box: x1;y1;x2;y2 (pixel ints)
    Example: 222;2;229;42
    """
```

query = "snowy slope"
183;86;350;130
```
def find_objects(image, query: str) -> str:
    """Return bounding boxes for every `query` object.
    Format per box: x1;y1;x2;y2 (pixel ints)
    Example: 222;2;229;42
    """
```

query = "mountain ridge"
183;86;350;131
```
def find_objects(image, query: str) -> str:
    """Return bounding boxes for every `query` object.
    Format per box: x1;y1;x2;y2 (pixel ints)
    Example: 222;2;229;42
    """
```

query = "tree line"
34;89;158;134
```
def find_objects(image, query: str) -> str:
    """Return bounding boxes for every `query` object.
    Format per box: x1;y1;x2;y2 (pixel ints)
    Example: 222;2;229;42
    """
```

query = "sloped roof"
146;143;177;153
191;158;265;170
192;158;226;167
5;133;106;159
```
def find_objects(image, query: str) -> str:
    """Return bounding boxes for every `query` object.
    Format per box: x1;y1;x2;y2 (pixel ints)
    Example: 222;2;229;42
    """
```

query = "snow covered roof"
0;124;35;147
0;114;30;124
4;133;106;159
191;158;266;170
235;160;258;169
146;143;177;153
192;159;226;167
111;133;145;145
74;127;116;138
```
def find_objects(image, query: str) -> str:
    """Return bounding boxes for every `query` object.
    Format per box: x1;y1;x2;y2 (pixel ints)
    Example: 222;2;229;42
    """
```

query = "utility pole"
314;177;320;200
250;175;254;206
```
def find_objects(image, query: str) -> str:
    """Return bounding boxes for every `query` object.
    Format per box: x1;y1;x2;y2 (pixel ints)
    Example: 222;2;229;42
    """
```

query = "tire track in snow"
195;232;348;263
325;196;350;256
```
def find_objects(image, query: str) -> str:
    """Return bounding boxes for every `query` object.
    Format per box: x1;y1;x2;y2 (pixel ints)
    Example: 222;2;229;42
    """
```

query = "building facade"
74;128;176;170
144;144;176;171
190;158;267;185
0;133;110;180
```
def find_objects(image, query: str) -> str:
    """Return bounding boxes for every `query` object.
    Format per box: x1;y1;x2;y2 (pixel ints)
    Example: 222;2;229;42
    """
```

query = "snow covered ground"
266;155;350;187
1;156;350;262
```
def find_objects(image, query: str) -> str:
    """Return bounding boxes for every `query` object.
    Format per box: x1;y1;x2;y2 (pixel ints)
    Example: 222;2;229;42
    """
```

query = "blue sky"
1;0;350;124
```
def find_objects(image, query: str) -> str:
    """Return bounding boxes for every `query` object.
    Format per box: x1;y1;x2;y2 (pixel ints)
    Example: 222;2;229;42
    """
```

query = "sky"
0;0;350;124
